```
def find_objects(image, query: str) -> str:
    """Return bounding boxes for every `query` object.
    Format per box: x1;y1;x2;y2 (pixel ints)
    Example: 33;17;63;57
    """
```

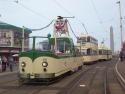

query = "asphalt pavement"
0;63;18;76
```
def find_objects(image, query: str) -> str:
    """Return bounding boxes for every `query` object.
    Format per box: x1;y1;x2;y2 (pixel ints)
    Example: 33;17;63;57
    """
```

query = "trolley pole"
82;23;88;34
116;1;123;49
22;26;25;52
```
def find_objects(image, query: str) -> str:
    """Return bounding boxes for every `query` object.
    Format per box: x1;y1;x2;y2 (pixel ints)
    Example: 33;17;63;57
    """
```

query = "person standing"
0;56;2;72
8;56;14;72
1;56;7;72
119;51;123;61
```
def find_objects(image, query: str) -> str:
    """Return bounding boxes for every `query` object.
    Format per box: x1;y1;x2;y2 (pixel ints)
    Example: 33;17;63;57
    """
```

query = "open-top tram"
18;17;83;84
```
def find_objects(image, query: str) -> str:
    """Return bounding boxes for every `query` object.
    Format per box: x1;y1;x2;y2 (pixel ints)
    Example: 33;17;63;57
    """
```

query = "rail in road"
0;59;125;94
115;59;125;91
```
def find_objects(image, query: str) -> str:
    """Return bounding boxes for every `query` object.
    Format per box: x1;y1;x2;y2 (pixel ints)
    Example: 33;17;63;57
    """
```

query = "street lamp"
116;1;123;49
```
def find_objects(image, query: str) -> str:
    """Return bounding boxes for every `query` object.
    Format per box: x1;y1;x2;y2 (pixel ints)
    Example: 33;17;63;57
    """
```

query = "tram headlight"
21;62;26;67
42;62;48;67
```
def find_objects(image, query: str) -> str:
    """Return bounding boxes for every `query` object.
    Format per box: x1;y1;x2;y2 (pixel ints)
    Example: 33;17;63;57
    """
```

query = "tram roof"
78;34;97;39
50;36;73;44
0;21;32;33
77;34;98;41
98;44;110;50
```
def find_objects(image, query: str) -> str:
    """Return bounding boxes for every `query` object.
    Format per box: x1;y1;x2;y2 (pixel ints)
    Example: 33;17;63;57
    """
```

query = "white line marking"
115;60;125;84
79;84;86;87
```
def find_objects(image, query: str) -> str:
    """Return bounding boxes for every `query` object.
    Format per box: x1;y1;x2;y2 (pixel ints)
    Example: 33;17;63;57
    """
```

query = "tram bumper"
18;73;55;79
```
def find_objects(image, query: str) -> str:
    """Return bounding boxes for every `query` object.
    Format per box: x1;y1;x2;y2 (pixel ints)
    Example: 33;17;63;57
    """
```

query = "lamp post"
116;1;123;49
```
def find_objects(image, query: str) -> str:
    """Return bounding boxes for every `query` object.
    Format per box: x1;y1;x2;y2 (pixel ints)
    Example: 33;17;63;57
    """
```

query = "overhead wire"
67;21;78;39
90;0;106;31
89;0;109;44
90;0;102;24
81;23;88;34
0;0;14;2
13;0;54;32
52;0;88;36
14;0;50;21
30;20;54;31
54;0;73;16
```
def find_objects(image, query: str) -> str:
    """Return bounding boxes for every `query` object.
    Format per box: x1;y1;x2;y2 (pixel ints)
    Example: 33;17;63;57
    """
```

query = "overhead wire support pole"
116;1;123;49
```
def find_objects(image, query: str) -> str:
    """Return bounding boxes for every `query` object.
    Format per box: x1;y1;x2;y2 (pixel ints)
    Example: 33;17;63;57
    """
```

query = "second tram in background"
77;34;98;64
98;44;112;61
77;34;112;64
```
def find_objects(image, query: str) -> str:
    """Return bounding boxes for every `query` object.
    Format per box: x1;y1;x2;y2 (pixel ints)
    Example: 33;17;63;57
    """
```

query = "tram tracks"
114;60;125;91
1;60;125;94
58;60;123;94
57;64;101;94
104;62;111;94
20;65;95;94
105;60;125;94
28;65;96;94
0;79;18;85
0;65;94;94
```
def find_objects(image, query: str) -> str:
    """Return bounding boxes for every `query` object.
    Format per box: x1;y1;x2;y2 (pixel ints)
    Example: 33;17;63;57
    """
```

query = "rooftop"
0;21;32;33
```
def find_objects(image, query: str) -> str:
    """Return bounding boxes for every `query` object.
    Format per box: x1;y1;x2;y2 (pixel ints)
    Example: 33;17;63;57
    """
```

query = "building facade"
0;22;31;62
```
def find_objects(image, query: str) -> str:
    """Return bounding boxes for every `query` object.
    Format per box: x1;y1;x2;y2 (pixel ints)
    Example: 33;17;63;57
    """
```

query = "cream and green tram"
18;36;83;84
107;49;112;60
77;35;98;64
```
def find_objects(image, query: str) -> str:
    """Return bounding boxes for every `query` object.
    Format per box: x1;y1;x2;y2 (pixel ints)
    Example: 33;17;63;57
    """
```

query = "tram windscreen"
23;37;50;51
56;39;71;54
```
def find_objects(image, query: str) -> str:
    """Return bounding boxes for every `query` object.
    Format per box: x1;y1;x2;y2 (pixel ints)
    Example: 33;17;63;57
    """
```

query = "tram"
18;17;83;84
77;34;98;64
98;44;112;61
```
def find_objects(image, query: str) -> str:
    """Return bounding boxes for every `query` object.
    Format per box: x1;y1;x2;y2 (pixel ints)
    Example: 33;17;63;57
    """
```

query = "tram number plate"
30;75;35;79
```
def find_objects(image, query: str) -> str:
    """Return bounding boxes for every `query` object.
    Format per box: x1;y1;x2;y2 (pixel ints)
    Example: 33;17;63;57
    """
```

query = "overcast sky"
0;0;125;51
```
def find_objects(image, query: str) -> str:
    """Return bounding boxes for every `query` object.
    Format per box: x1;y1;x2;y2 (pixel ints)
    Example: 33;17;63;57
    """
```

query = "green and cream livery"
18;17;83;83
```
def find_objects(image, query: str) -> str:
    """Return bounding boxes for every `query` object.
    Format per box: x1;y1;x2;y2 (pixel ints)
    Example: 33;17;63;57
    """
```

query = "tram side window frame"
87;48;92;55
99;50;102;55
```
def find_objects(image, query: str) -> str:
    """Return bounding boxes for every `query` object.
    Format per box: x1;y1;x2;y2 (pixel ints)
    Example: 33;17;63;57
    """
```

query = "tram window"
91;37;97;44
82;37;86;42
103;50;107;55
110;51;112;54
87;37;90;42
77;37;86;44
93;50;97;55
57;41;64;53
75;48;81;56
81;49;87;55
37;40;50;51
87;49;91;55
77;39;81;43
99;50;102;55
56;39;72;55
